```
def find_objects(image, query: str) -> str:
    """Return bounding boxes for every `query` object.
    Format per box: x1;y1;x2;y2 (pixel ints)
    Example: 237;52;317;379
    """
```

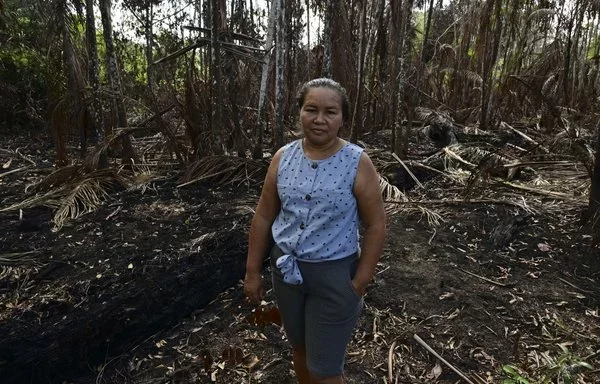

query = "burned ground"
0;130;598;383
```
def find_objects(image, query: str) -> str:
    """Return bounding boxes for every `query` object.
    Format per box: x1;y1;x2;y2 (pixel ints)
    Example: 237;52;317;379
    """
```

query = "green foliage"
539;344;594;384
113;33;150;92
500;344;594;384
0;1;50;130
501;365;531;384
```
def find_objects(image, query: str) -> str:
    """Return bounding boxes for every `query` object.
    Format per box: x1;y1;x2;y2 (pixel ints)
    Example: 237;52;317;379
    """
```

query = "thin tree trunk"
397;0;414;158
392;0;413;157
390;0;402;152
253;0;278;158
85;0;107;168
57;20;81;167
99;0;136;166
350;0;366;143
413;0;434;109
562;0;578;108
306;0;310;80
211;0;224;153
372;0;386;132
480;0;503;130
274;0;285;150
363;0;381;133
322;0;333;78
145;4;156;93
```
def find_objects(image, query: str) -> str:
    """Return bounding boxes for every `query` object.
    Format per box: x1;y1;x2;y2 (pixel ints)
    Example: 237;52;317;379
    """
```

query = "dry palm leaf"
379;175;407;203
1;167;129;231
178;156;268;188
26;165;82;193
82;129;133;171
52;169;129;230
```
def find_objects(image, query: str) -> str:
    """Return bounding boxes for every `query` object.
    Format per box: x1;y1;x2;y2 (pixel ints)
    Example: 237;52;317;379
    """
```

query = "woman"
244;78;386;384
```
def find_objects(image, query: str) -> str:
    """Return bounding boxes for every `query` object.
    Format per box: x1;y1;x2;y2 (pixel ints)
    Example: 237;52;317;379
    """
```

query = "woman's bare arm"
352;152;386;295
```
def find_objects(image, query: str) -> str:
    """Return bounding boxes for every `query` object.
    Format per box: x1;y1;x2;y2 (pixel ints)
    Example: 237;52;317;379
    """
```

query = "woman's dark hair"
296;78;350;122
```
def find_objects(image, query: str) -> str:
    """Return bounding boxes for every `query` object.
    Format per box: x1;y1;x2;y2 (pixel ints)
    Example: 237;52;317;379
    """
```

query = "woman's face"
300;87;343;147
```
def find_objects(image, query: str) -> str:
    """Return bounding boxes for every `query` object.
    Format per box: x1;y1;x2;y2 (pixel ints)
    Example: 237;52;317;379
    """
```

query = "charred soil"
0;130;599;383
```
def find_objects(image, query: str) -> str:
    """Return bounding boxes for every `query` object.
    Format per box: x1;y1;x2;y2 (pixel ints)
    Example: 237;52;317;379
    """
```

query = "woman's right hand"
243;272;264;305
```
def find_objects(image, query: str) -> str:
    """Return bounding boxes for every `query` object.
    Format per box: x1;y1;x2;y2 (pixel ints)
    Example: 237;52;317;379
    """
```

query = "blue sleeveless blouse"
272;139;364;284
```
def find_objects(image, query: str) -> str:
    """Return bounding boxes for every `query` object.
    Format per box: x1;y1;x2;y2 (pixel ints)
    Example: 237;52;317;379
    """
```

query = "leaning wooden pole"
253;0;278;159
274;0;285;151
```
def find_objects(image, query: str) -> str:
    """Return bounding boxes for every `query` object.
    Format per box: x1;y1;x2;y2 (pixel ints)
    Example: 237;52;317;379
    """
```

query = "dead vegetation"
0;117;599;383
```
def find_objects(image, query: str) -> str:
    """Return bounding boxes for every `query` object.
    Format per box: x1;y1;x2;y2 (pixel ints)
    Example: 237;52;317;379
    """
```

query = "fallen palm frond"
387;198;537;214
498;180;586;202
0;251;41;266
82;128;135;171
52;169;128;230
416;206;444;226
0;166;32;179
379;175;407;203
415;107;455;126
1;168;129;231
178;156;268;188
26;165;82;193
125;162;170;195
379;175;444;223
441;145;487;170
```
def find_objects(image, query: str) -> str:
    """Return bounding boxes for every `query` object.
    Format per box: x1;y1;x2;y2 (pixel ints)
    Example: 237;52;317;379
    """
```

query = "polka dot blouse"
272;139;363;284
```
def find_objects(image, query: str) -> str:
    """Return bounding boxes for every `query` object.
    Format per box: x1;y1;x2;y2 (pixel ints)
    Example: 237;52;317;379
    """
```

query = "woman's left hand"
351;279;366;297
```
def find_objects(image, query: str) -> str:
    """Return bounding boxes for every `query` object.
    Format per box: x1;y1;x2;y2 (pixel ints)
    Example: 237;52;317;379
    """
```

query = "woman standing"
244;78;386;384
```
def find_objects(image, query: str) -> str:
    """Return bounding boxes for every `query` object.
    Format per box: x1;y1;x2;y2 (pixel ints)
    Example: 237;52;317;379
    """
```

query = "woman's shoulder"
341;140;365;158
281;139;301;153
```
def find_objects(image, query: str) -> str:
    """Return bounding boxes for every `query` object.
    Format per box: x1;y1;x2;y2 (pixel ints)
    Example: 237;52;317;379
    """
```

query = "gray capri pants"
270;245;363;377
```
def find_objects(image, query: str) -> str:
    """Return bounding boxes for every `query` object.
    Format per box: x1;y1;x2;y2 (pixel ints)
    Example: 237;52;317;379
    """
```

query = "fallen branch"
442;147;477;169
0;166;32;179
384;198;536;213
388;340;397;384
558;277;594;294
458;268;514;287
176;168;236;188
406;160;457;181
498;180;584;202
392;153;423;188
413;334;476;384
500;122;549;153
0;148;37;166
503;160;576;168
